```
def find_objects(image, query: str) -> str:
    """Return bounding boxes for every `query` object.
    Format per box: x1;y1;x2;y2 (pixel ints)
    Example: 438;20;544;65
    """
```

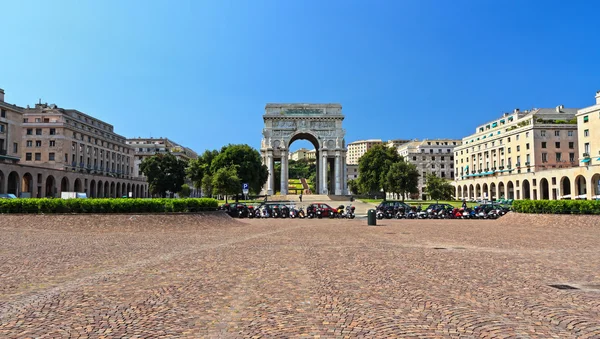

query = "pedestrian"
299;193;303;202
462;199;467;210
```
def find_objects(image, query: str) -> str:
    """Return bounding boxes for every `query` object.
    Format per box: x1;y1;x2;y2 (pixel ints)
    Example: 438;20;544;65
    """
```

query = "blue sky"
1;0;599;153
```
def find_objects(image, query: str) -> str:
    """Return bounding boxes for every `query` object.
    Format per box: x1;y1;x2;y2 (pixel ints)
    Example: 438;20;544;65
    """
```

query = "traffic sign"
242;183;249;195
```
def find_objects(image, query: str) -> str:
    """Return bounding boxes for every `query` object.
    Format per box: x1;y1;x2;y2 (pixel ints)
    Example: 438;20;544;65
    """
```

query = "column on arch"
266;150;274;195
320;150;328;194
334;151;341;195
280;149;288;195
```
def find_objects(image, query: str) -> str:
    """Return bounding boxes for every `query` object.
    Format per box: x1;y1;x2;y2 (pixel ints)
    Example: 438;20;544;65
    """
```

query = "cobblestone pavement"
1;213;600;338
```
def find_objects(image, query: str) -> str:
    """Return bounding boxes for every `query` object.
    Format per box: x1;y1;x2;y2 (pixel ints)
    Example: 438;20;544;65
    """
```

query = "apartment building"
454;106;579;182
395;139;462;199
454;92;600;201
21;103;134;178
346;139;383;165
289;148;312;161
576;91;600;165
0;89;147;198
126;137;198;178
0;89;22;163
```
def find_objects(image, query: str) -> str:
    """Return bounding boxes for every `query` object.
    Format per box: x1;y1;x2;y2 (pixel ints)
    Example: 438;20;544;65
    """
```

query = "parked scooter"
307;205;316;219
247;205;255;218
272;205;280;218
280;205;290;218
345;205;356;219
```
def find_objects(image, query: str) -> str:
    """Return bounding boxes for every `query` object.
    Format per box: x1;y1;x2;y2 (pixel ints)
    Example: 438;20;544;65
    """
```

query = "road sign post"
242;183;249;199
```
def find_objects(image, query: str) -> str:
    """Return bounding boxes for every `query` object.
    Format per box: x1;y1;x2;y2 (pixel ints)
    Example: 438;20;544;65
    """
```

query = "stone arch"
498;182;505;199
61;177;70;192
468;184;474;200
591;173;600;199
261;104;346;196
475;183;481;200
0;170;4;194
7;171;20;195
127;183;131;197
122;182;127;197
457;185;462;199
104;181;110;198
21;172;34;197
97;180;103;198
482;183;489;200
575;175;587;198
90;179;96;198
522;179;531;199
507;181;514;200
74;178;83;192
560;176;571;199
540;178;550;200
116;182;121;197
110;182;116;198
45;175;56;197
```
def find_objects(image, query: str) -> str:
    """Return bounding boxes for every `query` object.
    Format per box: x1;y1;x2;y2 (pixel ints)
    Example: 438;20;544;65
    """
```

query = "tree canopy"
424;173;454;202
187;149;220;189
140;152;188;198
357;145;403;196
211;166;240;202
386;161;420;201
210;144;268;194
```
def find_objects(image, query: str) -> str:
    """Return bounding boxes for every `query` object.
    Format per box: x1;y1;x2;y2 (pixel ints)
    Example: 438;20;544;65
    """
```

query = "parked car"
306;203;336;218
0;194;17;199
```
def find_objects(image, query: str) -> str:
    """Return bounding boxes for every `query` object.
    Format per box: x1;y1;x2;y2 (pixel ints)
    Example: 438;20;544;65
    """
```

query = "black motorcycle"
280;205;290;218
345;205;355;219
272;205;280;218
306;205;316;219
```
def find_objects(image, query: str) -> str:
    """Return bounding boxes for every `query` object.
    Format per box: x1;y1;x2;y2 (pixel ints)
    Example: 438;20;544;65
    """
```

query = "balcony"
583;152;590;158
525;162;530;166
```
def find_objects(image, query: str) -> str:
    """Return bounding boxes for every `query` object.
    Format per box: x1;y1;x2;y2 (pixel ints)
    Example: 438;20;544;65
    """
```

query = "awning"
581;158;591;163
497;131;501;134
492;122;498;127
500;119;505;123
575;194;587;199
560;195;571;199
489;133;493;137
597;157;600;161
465;165;469;170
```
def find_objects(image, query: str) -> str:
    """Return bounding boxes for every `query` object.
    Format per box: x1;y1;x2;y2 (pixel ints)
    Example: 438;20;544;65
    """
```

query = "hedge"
512;200;600;214
0;198;219;214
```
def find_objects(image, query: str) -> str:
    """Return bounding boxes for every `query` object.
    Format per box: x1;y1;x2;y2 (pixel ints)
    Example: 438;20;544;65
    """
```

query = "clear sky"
1;0;599;153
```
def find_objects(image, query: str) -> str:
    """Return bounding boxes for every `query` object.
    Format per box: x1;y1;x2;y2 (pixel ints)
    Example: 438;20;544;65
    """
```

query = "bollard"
368;209;377;226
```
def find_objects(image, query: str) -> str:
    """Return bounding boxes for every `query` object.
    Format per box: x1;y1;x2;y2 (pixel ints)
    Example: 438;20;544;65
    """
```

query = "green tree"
347;179;360;195
140;152;188;198
187;149;219;190
179;184;191;197
386;161;420;201
358;145;403;197
424;173;454;202
201;175;213;198
211;166;241;203
210;144;268;194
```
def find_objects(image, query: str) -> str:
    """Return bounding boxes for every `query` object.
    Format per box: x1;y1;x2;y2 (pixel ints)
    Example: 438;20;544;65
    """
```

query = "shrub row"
512;199;600;214
0;198;219;214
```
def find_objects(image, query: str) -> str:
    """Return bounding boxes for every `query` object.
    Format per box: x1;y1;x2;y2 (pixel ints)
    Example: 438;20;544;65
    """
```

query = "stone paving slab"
0;213;599;338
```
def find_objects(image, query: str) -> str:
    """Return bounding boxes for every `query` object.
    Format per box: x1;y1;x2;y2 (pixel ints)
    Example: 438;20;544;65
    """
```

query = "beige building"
21;103;135;178
576;91;600;165
454;92;600;201
0;88;147;198
0;89;22;163
126;137;198;178
347;139;383;165
289;148;312;161
395;139;462;199
454;106;579;200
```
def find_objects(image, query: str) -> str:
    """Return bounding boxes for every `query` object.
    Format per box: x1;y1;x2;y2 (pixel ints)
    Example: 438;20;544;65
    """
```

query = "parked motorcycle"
280;205;290;218
247;205;255;218
345;205;355;219
307;205;316;219
272;205;280;218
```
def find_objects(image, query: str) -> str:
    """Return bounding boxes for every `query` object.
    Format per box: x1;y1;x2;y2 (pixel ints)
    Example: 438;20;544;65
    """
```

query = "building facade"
395;139;462;199
346;139;383;165
126;137;198;178
0;88;147;198
289;148;312;161
454;92;600;201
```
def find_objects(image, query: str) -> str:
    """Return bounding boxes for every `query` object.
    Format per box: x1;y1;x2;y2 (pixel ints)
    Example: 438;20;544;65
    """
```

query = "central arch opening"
278;133;321;195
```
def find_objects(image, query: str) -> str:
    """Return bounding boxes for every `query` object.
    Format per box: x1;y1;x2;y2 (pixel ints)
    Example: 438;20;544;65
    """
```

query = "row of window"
411;156;454;161
460;130;576;155
26;140;56;147
25;152;54;161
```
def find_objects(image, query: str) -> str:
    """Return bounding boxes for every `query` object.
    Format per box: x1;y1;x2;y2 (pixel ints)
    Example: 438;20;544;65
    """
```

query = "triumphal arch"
261;103;347;196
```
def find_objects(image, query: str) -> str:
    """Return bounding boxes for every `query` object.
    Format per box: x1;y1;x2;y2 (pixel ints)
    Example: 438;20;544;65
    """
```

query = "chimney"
555;105;564;113
596;90;600;105
0;88;4;102
513;108;520;114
